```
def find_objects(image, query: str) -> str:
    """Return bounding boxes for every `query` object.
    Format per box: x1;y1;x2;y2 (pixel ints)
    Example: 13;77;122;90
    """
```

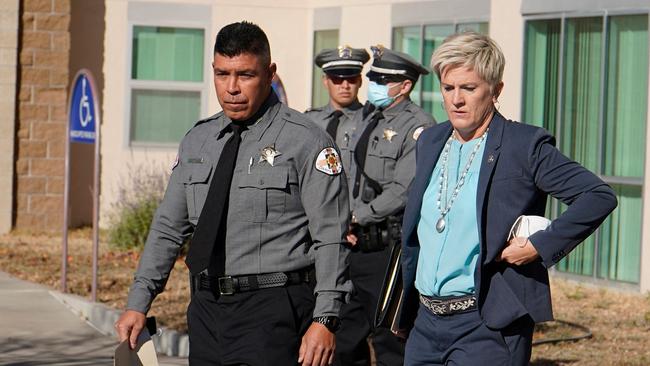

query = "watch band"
312;316;340;332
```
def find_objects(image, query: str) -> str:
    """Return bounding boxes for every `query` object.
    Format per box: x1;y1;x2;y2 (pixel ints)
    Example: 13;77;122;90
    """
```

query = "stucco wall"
0;0;19;233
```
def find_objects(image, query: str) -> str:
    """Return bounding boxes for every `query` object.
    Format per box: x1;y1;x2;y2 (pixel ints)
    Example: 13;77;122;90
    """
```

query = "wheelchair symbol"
79;77;92;128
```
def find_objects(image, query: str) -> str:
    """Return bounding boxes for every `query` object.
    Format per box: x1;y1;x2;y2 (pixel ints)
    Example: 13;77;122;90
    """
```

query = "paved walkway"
0;271;188;365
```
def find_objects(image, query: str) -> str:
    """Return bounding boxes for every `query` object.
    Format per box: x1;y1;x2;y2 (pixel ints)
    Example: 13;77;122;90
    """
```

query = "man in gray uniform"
335;46;435;366
305;46;369;179
115;21;351;366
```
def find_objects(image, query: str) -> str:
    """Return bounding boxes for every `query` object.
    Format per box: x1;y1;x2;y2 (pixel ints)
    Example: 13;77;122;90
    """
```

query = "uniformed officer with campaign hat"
115;21;351;366
306;46;370;186
334;45;435;366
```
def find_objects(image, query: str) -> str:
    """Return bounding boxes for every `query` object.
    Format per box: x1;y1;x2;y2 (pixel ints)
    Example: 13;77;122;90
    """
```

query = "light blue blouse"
415;134;486;296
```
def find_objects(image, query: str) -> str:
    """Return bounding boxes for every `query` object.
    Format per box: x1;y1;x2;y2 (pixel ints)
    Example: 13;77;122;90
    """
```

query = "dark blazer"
398;113;617;330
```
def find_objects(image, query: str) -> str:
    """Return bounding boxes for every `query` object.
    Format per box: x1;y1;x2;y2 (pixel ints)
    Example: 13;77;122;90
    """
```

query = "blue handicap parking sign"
69;72;97;144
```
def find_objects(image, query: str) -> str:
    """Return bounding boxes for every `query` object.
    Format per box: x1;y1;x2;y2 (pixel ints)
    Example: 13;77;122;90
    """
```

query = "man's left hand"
496;237;539;265
298;322;335;366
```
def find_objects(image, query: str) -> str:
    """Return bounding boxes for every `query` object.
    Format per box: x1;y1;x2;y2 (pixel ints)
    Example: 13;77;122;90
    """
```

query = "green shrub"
107;163;169;251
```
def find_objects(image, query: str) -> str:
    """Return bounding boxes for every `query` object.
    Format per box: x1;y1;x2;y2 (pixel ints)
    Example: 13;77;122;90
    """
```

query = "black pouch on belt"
356;221;388;252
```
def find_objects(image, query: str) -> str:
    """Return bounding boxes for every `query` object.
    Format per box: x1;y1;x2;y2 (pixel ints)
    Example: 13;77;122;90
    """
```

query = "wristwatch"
312;316;340;332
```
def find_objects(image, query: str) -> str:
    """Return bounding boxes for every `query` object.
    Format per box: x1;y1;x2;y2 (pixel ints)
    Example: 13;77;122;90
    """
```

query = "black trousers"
187;282;315;366
334;247;405;366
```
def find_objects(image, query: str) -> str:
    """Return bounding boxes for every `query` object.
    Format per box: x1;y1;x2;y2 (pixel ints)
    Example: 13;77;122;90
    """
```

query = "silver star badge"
383;128;398;142
260;145;282;166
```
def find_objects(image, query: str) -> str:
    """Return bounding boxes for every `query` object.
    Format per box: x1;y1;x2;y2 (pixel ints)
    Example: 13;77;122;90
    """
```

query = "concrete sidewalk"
0;271;188;366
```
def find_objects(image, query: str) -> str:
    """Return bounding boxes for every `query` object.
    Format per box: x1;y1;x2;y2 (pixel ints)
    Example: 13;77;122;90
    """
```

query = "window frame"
521;10;649;286
125;20;211;148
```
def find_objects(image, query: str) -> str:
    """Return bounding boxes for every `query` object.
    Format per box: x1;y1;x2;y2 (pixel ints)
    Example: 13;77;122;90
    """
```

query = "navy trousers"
404;303;534;366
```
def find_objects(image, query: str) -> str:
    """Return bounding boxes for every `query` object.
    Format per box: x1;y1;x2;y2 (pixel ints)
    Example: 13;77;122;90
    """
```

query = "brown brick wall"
15;0;70;231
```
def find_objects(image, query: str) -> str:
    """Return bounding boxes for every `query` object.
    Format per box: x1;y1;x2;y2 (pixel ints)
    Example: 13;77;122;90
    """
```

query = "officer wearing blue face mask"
334;45;435;366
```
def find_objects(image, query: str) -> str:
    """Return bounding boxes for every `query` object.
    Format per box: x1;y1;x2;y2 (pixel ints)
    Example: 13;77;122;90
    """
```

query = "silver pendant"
436;217;446;233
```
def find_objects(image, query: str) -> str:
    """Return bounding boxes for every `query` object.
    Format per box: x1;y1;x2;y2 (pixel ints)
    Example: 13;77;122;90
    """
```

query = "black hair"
214;21;271;64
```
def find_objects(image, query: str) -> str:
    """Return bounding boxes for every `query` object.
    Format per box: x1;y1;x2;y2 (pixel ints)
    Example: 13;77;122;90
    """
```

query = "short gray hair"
430;31;505;89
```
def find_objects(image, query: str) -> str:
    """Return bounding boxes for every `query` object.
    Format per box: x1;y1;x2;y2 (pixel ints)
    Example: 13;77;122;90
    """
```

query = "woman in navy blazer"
397;32;617;365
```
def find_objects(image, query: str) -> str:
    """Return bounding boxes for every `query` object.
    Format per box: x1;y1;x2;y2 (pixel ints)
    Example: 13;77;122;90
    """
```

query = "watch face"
329;317;340;331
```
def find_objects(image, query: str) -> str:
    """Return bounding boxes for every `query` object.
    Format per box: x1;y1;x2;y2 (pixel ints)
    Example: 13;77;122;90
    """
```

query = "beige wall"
338;4;392;102
489;0;523;120
0;0;19;233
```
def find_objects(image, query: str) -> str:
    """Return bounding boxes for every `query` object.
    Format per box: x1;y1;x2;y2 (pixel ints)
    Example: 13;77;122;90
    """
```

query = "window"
523;14;648;283
311;29;339;108
393;22;489;122
129;26;205;144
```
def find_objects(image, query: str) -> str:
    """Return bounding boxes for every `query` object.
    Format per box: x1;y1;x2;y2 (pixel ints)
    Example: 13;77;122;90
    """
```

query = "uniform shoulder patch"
413;126;425;141
315;147;343;175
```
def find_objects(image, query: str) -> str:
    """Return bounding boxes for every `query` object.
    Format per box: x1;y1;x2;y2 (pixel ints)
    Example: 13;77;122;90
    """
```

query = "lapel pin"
488;155;495;163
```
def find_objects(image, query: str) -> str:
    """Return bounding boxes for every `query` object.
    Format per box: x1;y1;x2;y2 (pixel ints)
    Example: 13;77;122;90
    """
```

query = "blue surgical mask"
367;81;401;109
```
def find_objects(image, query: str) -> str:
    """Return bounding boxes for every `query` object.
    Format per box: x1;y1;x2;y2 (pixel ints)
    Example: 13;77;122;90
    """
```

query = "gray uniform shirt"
305;101;362;191
351;99;435;225
127;96;352;317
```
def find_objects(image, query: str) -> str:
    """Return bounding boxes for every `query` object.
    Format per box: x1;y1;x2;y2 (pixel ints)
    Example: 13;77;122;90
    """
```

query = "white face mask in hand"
508;215;551;245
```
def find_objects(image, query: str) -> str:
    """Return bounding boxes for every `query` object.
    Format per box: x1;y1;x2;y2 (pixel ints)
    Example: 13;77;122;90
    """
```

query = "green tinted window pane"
604;15;648;178
598;184;642;283
422;24;454;121
456;22;489;34
132;26;204;82
311;30;339;108
393;26;422;105
561;17;602;172
556;238;596;276
555;202;596;276
130;89;199;143
522;19;561;134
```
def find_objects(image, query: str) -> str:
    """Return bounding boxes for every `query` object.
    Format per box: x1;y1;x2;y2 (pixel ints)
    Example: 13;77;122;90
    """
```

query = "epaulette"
283;108;312;125
404;102;420;115
405;103;435;124
192;111;223;128
304;106;324;114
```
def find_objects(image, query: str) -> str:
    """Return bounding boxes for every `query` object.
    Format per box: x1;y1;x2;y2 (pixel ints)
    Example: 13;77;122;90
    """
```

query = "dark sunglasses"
368;74;406;85
328;75;361;85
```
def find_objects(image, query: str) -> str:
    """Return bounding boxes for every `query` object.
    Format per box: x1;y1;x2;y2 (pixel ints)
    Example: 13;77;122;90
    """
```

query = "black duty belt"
353;216;402;253
192;268;312;296
419;294;477;316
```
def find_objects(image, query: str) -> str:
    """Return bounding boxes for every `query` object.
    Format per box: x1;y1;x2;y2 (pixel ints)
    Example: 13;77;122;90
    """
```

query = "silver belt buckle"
218;276;235;295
